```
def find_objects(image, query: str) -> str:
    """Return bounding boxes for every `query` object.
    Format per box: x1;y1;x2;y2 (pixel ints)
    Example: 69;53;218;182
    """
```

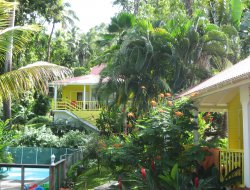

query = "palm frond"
0;25;39;62
0;61;72;100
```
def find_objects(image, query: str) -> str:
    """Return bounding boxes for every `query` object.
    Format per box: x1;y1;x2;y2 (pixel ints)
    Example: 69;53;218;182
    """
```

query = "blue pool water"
2;167;49;181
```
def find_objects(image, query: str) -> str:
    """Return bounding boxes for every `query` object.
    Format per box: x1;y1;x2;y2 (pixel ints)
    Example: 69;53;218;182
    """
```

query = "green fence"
0;147;83;190
6;147;77;164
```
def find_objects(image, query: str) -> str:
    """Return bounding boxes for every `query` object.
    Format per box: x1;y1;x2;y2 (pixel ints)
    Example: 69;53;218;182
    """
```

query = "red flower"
141;167;146;179
194;177;199;188
118;176;122;190
151;160;155;172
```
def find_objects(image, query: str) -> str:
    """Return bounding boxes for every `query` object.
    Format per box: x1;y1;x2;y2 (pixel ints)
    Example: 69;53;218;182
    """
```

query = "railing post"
50;166;55;190
63;160;66;183
57;165;60;188
54;86;58;110
83;85;86;110
21;166;24;190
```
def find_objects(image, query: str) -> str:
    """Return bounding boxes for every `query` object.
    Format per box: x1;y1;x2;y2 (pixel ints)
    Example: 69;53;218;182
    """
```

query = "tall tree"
0;0;72;119
3;1;16;120
47;2;79;62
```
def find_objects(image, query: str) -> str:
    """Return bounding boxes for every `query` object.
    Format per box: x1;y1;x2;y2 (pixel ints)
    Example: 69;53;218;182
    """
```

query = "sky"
67;0;120;33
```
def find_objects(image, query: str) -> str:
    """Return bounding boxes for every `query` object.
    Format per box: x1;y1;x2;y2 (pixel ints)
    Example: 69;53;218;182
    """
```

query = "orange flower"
167;101;173;106
191;92;198;97
151;100;157;107
127;112;135;118
165;92;172;97
159;93;165;98
98;141;107;150
159;109;165;113
127;123;133;128
175;111;183;116
113;143;122;148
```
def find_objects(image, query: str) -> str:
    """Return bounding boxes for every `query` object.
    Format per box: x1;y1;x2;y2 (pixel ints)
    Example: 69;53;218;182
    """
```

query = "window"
77;92;83;101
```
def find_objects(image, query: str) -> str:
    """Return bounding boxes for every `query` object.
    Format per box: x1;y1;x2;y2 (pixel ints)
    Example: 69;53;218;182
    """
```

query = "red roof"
90;64;106;75
50;64;106;86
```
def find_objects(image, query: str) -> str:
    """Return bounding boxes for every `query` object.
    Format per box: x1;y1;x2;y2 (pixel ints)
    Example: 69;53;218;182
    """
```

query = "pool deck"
0;179;40;190
0;179;21;190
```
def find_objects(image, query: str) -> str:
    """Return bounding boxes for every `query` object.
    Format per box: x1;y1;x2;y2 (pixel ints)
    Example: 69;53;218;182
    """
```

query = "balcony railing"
52;99;102;111
220;149;244;186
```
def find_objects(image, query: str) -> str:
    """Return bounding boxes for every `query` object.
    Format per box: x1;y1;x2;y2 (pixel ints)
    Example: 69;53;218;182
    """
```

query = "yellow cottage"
49;64;106;132
181;56;250;187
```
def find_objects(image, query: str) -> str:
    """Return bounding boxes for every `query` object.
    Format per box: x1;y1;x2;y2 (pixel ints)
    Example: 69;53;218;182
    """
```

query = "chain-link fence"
6;147;78;164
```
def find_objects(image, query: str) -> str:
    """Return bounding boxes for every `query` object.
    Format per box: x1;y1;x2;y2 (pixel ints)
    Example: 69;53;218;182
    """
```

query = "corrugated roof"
50;64;105;86
180;56;250;97
90;63;106;75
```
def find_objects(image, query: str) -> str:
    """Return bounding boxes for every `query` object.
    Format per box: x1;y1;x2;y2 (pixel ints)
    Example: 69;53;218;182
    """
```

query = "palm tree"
161;14;241;92
98;14;170;114
0;0;72;119
47;2;79;62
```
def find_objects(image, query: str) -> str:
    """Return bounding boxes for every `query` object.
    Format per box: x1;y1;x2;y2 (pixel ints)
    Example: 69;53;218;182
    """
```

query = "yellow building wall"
227;93;243;149
62;85;91;101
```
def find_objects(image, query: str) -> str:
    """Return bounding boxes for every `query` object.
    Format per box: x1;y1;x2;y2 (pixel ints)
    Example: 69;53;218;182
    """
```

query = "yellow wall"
228;93;243;149
62;85;91;101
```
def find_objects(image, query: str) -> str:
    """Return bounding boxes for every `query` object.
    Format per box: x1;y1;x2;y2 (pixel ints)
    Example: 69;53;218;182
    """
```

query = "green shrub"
27;116;52;125
14;126;60;147
73;67;90;77
32;94;50;116
51;119;84;137
59;130;91;148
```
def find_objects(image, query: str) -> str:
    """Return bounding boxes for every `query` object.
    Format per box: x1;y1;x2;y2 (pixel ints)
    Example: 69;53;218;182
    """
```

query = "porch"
179;57;250;187
52;98;102;111
219;149;244;186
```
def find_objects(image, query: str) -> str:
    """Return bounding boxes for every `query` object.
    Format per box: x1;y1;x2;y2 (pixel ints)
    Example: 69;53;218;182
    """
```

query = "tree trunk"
184;0;193;17
47;21;55;62
3;4;16;120
134;0;140;15
3;99;11;121
122;104;127;134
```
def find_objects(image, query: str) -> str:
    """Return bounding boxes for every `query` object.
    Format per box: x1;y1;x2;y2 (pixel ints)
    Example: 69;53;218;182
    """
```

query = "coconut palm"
47;2;79;62
0;1;39;60
0;0;72;119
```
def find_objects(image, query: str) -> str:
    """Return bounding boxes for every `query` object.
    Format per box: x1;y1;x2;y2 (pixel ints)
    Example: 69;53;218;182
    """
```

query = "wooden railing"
52;99;101;111
220;149;244;185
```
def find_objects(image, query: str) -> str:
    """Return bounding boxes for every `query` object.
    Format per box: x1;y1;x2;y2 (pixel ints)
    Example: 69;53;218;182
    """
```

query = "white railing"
52;99;101;111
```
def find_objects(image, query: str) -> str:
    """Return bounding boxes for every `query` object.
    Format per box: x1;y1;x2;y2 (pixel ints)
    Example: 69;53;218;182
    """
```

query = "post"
240;85;250;187
63;160;66;183
83;85;86;110
90;86;92;109
21;166;24;190
57;165;60;188
54;86;58;109
50;166;55;190
193;110;199;145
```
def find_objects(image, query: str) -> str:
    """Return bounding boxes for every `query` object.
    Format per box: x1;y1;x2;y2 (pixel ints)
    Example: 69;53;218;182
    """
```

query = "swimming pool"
1;167;49;181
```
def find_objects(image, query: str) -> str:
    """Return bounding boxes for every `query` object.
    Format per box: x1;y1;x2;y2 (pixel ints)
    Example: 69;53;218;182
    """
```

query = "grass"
72;111;101;126
75;166;115;190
